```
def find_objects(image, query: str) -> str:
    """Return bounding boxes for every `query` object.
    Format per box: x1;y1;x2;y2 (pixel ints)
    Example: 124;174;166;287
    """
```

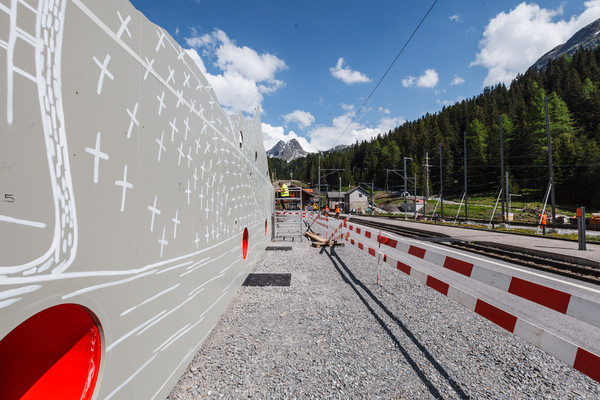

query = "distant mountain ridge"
266;139;308;162
532;18;600;70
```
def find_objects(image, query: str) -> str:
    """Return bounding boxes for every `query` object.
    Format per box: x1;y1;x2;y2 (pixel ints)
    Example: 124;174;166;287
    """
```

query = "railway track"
348;217;600;285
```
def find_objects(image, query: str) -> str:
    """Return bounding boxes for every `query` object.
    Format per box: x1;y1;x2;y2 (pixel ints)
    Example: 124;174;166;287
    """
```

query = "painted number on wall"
3;194;15;203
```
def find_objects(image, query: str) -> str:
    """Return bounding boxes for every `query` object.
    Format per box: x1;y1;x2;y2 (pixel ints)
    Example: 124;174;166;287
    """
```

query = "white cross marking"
185;181;191;205
147;195;161;232
176;90;184;108
184;118;190;140
195;137;201;154
177;47;186;61
93;54;114;94
186;146;192;168
144;57;155;80
188;99;196;113
117;11;132;39
170;118;178;142
126;102;139;138
195;232;200;249
115;165;133;213
205;226;210;242
156;30;166;52
193;167;199;189
200;162;206;179
85;131;109;184
208;99;215;110
155;131;166;161
196;79;204;90
172;209;180;238
197;105;205;117
183;72;191;88
200;124;207;135
177;142;185;166
167;66;175;84
156;91;166;116
158;227;168;257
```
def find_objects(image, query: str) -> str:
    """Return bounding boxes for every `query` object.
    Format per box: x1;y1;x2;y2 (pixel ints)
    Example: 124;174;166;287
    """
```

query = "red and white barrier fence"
303;215;600;383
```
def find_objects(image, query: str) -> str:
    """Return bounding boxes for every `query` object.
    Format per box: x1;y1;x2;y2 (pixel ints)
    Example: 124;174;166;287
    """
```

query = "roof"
326;191;346;198
345;186;369;196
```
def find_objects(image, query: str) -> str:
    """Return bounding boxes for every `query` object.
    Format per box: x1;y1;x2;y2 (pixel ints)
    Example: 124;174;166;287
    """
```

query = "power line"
331;0;439;149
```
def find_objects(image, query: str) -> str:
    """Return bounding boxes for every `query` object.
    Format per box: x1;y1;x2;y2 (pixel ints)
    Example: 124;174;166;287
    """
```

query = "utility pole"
500;115;505;223
423;151;430;216
464;131;468;220
439;144;443;218
545;96;556;222
403;157;412;199
318;151;321;211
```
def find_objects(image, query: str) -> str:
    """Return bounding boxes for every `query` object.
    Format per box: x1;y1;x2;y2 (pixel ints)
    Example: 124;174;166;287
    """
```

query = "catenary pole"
439;143;443;218
464;131;468;220
500;115;505;223
545;96;556;222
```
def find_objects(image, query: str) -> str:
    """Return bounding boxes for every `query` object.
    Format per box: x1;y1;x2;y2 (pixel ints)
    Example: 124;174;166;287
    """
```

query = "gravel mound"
167;240;600;399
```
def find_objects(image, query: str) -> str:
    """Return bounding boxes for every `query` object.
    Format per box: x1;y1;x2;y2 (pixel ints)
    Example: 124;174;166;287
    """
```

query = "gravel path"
167;239;600;399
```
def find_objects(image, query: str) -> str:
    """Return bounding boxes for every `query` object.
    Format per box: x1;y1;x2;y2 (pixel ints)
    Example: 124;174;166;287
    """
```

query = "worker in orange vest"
325;205;329;215
335;204;340;219
540;212;547;235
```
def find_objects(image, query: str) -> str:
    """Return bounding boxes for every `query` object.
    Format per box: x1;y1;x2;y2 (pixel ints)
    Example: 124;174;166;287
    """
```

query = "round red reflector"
0;304;101;400
242;227;249;260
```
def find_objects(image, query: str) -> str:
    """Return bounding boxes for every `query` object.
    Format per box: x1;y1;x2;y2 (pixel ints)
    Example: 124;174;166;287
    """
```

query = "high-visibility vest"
281;184;289;197
335;205;340;213
541;213;547;225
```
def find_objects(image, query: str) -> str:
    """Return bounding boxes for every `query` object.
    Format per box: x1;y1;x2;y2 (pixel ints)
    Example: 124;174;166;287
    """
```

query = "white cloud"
378;107;391;115
184;29;287;113
283;110;316;129
402;76;416;87
330;57;371;84
261;123;312;152
263;107;406;153
450;75;465;85
403;69;439;88
450;14;463;23
471;1;600;86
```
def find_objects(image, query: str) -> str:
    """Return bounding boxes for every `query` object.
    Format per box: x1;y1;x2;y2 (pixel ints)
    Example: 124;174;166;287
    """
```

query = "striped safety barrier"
304;215;600;383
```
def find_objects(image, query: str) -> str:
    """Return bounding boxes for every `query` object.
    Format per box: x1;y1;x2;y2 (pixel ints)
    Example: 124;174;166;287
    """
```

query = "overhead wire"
330;0;439;149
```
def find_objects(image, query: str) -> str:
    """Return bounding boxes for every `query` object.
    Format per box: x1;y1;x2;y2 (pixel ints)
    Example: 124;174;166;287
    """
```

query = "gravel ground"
167;239;600;399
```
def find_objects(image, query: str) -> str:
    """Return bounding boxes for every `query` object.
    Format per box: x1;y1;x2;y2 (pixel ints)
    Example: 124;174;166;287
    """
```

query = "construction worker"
325;205;330;215
335;204;340;219
541;212;547;235
279;182;289;210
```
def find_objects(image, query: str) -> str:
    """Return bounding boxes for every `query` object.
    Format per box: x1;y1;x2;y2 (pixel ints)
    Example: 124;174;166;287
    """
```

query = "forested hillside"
268;46;600;207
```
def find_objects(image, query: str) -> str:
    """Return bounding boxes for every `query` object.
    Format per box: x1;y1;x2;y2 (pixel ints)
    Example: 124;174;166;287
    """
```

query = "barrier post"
578;207;587;251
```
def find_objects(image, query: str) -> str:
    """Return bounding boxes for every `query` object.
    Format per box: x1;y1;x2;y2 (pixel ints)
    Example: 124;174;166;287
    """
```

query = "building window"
359;194;362;198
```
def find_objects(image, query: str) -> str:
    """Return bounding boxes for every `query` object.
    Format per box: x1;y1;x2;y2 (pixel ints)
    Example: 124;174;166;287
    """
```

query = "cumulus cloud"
403;69;439;88
450;14;463;23
262;123;312;152
263;106;406;152
330;58;371;84
378;107;391;115
283;110;316;129
184;28;287;113
471;1;600;86
450;75;465;85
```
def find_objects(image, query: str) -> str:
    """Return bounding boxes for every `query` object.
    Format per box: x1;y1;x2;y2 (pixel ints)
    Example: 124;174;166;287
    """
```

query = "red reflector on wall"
243;227;249;259
0;304;101;400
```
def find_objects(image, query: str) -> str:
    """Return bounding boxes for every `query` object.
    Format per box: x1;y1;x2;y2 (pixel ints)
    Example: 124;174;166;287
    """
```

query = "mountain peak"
532;18;600;70
266;139;308;162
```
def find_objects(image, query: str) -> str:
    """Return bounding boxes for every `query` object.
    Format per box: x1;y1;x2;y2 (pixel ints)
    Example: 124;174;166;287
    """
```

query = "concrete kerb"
302;215;600;383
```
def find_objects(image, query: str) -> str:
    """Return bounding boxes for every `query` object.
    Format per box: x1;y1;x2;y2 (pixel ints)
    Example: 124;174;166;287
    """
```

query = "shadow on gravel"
323;246;470;400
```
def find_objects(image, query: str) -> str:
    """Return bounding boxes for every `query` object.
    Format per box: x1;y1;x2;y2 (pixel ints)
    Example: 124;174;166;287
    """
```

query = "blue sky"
130;0;600;152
